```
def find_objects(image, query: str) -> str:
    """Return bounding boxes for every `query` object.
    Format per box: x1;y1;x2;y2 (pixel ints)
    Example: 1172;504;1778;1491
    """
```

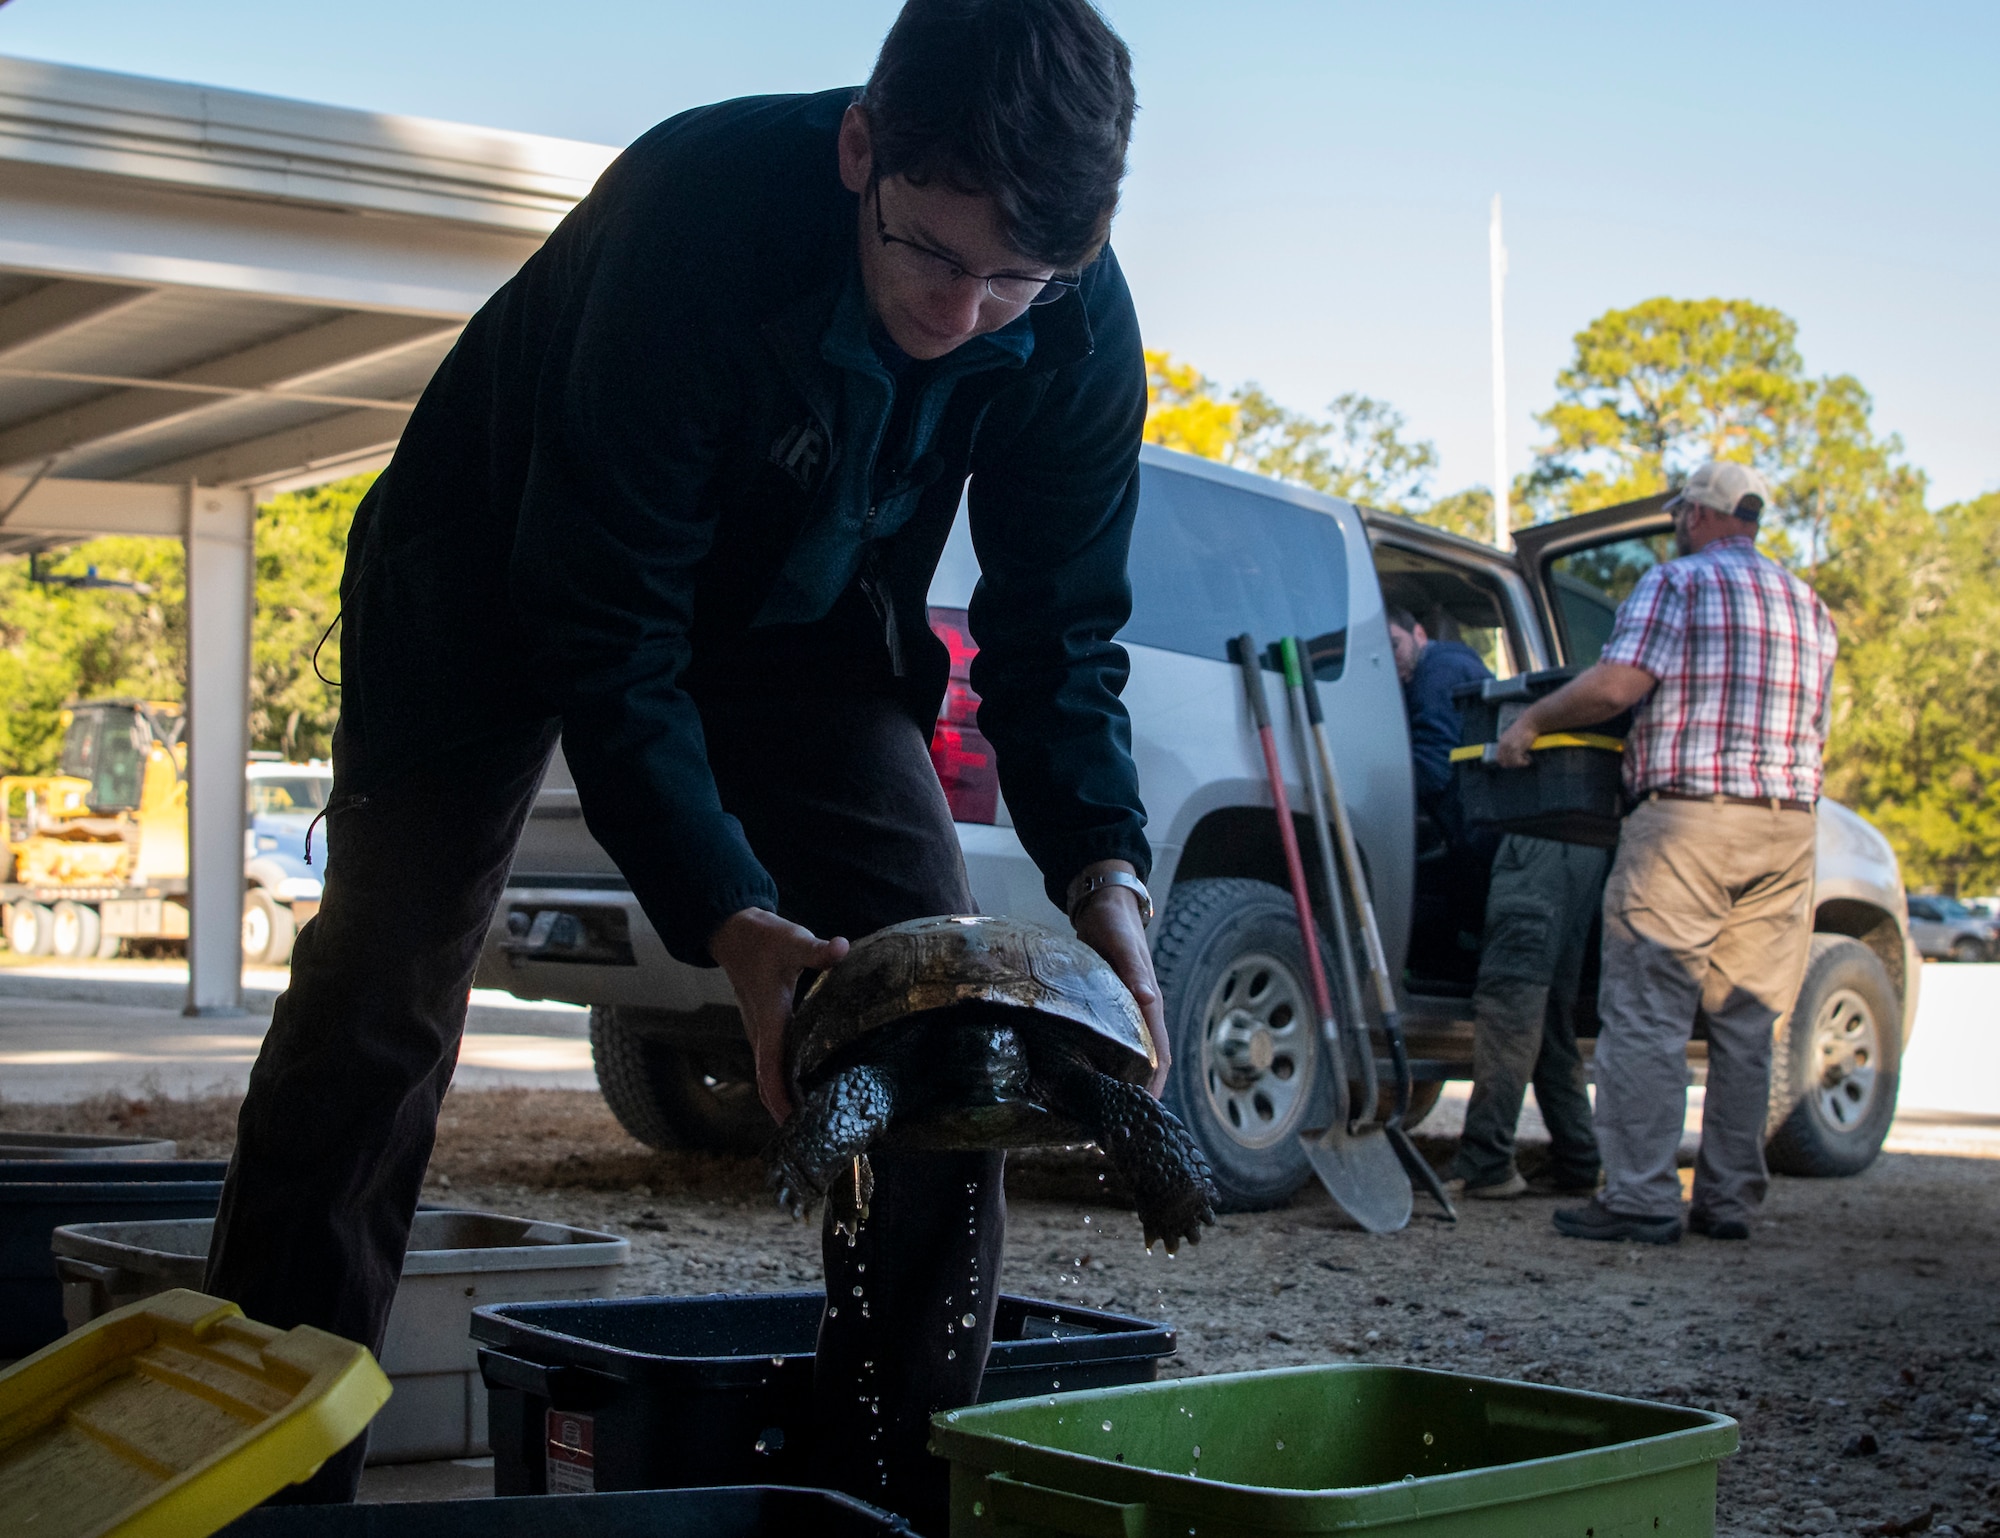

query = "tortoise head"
786;915;1154;1091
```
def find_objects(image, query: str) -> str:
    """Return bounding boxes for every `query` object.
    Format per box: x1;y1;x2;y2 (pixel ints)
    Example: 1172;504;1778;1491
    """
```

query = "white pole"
1488;193;1510;552
184;483;255;1016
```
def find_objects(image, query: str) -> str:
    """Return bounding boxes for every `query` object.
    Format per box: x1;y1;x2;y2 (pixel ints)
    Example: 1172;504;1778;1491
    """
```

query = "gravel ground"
8;1088;1997;1537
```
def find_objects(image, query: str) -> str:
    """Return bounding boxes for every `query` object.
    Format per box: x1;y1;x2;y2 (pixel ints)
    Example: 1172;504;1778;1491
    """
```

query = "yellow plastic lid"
0;1288;390;1538
1450;732;1626;763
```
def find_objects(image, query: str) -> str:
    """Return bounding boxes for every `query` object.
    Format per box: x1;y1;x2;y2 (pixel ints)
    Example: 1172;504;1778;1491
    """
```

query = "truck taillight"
927;606;999;825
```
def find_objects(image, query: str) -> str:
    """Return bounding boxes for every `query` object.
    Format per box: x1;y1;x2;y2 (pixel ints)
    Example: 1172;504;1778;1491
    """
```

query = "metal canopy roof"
0;54;619;554
0;55;620;1014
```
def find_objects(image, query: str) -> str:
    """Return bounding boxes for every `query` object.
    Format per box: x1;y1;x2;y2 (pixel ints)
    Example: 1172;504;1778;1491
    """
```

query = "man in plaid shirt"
1497;461;1836;1244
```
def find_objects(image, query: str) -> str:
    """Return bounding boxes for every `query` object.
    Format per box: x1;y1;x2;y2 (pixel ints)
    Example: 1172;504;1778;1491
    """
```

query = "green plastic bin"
930;1364;1737;1537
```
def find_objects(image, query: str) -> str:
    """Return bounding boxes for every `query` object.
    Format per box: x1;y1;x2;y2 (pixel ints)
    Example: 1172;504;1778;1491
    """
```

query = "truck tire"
1151;877;1330;1212
6;901;55;957
1765;935;1902;1178
591;1005;774;1156
241;890;296;966
1950;936;1982;964
49;901;101;961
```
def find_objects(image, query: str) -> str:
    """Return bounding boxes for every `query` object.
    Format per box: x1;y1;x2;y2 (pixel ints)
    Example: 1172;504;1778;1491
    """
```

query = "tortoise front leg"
1028;1041;1219;1254
767;1064;899;1235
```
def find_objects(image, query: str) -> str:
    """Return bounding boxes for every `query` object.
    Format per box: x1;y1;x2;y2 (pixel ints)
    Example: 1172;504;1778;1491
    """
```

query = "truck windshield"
248;777;331;816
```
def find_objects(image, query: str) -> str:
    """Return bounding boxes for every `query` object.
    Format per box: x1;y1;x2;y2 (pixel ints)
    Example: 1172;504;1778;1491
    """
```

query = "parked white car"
477;446;1920;1208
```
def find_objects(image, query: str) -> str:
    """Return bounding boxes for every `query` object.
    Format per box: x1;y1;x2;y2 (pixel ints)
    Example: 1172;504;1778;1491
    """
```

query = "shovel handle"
1231;633;1270;730
1233;633;1336;1028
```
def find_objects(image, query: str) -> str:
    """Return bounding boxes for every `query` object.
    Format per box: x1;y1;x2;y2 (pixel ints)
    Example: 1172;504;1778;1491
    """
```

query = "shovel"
1232;635;1411;1234
1278;637;1413;1232
1298;651;1458;1223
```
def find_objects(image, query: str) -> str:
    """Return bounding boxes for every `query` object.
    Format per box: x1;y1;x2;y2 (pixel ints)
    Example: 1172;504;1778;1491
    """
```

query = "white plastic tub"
50;1208;629;1463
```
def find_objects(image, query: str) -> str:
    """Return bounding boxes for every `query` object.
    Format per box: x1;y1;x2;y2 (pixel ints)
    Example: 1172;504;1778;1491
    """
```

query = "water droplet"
1403;1474;1416;1483
1422;1431;1434;1445
1052;1380;1060;1389
771;1356;784;1367
828;1306;839;1317
946;1348;956;1360
853;1285;864;1297
962;1312;976;1328
1102;1420;1114;1432
972;1502;985;1518
1276;1438;1285;1450
857;1261;866;1272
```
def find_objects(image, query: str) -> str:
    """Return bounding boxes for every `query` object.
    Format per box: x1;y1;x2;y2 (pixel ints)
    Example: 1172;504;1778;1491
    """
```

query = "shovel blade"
1299;1125;1412;1234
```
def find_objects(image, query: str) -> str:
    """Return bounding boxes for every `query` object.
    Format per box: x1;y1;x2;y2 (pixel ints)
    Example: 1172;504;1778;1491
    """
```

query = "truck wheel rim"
242;904;269;956
1810;985;1879;1133
1200;951;1314;1149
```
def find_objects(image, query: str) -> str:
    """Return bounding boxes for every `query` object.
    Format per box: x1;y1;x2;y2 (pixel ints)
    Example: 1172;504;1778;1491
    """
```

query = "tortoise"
768;914;1218;1253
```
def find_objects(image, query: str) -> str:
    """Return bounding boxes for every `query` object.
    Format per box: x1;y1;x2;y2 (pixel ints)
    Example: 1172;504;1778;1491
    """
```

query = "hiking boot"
1687;1208;1751;1241
1552;1197;1681;1245
1445;1172;1528;1201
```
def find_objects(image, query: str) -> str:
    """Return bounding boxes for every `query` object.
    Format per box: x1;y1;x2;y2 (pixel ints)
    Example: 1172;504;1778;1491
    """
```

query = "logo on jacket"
769;420;828;490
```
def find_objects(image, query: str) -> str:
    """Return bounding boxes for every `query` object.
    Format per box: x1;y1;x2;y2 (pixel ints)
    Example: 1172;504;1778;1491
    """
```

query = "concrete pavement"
0;959;593;1100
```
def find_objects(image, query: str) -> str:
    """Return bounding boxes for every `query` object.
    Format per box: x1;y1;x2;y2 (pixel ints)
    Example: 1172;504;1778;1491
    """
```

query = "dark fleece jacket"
335;88;1151;963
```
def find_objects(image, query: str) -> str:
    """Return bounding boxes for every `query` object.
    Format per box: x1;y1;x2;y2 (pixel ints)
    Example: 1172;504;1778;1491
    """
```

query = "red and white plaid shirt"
1601;536;1837;801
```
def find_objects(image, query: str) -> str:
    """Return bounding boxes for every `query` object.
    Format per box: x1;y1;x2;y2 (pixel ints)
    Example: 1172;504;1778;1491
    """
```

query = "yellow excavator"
1;700;190;959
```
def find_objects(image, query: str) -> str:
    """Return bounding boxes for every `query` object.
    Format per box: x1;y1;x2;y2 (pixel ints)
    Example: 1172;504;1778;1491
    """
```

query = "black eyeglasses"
872;181;1077;308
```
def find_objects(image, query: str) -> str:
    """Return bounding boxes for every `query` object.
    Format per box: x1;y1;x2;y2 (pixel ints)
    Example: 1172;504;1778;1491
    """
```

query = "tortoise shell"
786;914;1154;1091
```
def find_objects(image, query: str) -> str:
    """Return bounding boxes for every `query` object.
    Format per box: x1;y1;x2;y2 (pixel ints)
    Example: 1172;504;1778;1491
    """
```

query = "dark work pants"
1453;833;1610;1190
206;693;999;1531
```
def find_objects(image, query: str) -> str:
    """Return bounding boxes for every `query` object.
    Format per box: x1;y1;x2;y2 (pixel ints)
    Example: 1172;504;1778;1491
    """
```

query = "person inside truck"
1385;608;1607;1202
1386;605;1495;979
1497;460;1837;1245
204;4;1162;1526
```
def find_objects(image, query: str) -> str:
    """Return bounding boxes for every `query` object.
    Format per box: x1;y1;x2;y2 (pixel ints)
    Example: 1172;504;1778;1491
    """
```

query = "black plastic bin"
0;1159;225;1355
473;1290;1175;1496
1452;668;1629;848
218;1486;910;1536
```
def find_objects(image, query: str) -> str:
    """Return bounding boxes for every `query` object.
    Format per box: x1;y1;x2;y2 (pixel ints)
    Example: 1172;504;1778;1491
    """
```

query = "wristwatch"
1066;869;1154;925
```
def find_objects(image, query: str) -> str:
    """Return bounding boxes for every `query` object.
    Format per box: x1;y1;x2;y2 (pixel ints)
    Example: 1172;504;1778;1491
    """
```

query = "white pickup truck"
475;445;1918;1210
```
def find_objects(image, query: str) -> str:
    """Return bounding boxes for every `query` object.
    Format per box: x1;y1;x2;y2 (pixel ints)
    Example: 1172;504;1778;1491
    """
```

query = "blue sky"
2;1;1993;503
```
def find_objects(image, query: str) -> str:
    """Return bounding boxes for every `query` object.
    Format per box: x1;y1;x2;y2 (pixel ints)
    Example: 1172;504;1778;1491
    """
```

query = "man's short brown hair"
861;0;1136;271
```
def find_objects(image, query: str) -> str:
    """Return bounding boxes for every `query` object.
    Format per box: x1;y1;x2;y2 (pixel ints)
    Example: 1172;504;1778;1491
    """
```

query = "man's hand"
1495;711;1541;769
1070;862;1171;1097
1494;661;1657;768
709;907;849;1123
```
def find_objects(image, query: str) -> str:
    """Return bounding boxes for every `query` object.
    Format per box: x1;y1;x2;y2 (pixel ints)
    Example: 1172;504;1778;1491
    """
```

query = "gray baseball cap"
1664;460;1773;519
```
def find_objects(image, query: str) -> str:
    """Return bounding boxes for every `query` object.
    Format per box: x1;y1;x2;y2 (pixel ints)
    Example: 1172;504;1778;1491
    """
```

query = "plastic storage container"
0;1159;225;1356
217;1487;912;1537
47;1208;628;1464
473;1290;1175;1496
1452;669;1629;848
0;1287;389;1538
931;1363;1738;1537
0;1131;177;1160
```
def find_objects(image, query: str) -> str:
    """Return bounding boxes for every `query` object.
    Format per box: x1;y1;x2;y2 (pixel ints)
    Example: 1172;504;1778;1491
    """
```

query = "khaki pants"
1594;798;1817;1222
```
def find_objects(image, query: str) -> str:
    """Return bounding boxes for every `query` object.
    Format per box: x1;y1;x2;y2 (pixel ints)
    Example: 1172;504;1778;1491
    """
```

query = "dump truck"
0;699;328;964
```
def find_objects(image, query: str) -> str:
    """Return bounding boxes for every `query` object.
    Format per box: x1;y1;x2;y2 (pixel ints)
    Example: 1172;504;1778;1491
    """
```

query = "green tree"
1526;297;1810;522
1818;491;2000;894
248;474;369;761
0;539;185;774
1142;350;1439;515
0;473;368;773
